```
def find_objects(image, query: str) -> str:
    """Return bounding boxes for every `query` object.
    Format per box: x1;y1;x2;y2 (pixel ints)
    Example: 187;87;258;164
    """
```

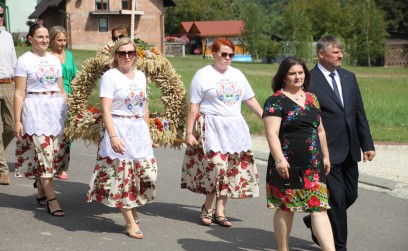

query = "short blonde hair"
110;37;138;68
49;26;67;46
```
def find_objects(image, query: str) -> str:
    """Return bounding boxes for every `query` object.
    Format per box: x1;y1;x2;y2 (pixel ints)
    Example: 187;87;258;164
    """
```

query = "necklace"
295;93;304;101
282;88;304;101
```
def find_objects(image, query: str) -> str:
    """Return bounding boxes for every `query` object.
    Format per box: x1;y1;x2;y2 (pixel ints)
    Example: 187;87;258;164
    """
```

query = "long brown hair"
272;56;310;93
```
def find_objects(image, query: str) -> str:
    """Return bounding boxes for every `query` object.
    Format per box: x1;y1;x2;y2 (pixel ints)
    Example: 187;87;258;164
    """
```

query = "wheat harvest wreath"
65;40;187;148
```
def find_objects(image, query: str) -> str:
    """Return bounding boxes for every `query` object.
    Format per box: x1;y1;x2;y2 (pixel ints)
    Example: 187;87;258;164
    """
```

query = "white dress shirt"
0;28;17;79
317;63;344;105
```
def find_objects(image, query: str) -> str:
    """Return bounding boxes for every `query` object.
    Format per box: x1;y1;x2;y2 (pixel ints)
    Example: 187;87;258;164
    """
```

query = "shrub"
12;32;29;47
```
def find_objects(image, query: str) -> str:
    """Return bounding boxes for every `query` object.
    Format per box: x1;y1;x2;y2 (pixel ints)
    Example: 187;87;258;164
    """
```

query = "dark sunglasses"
0;13;4;18
112;34;125;42
116;50;136;58
220;52;235;58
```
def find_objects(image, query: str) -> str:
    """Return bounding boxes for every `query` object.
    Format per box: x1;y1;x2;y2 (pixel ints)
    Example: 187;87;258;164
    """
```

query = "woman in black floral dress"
262;56;335;251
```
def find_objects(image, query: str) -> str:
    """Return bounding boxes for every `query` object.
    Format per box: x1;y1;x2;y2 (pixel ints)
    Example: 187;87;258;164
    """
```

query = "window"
96;0;109;10
122;0;130;9
99;17;108;32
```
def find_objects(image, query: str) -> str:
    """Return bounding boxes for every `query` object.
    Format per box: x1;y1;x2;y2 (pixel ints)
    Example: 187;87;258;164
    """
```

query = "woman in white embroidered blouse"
86;37;157;239
181;37;263;227
14;23;68;217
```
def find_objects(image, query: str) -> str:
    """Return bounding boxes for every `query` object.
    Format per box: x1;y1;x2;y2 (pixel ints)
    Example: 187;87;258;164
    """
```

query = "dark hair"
211;37;235;53
272;56;310;92
111;25;130;37
27;23;45;40
317;35;344;53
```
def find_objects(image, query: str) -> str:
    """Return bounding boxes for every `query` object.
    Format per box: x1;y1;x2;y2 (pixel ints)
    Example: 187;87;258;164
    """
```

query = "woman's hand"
276;159;289;179
323;156;331;175
110;136;125;155
185;134;197;147
14;122;24;140
151;138;159;148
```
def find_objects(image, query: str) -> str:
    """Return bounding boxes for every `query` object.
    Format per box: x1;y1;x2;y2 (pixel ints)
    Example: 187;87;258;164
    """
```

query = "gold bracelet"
109;135;117;139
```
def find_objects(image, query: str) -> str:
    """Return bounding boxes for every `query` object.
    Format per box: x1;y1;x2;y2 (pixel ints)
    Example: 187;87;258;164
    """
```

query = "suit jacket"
309;65;375;164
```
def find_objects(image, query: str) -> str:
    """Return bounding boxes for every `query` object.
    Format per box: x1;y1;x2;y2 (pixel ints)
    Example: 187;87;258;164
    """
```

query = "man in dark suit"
304;35;376;251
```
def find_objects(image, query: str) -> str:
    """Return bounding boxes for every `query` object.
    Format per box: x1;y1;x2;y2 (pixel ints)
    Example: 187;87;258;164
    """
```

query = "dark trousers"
327;153;359;251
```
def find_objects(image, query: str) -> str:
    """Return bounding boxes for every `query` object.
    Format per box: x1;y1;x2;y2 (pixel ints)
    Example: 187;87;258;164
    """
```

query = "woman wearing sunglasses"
111;24;129;42
86;37;157;239
181;37;263;227
14;23;68;217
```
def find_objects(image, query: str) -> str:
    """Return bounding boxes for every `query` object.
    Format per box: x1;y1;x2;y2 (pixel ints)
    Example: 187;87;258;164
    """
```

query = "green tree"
278;0;314;61
302;0;353;40
348;0;388;66
233;0;270;59
374;0;408;33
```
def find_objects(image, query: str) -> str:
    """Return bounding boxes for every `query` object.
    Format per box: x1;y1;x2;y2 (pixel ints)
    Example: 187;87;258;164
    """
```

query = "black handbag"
272;166;304;189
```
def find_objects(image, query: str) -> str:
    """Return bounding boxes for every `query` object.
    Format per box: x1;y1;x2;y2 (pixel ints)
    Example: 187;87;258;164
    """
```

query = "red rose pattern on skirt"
15;134;70;179
181;113;259;199
87;156;157;209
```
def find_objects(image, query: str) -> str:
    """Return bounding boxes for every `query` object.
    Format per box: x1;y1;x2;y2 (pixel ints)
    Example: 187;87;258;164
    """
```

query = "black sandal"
214;215;232;227
47;198;65;217
33;179;46;206
200;204;213;226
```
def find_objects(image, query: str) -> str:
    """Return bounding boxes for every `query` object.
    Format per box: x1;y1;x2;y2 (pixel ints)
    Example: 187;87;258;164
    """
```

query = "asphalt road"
1;140;407;251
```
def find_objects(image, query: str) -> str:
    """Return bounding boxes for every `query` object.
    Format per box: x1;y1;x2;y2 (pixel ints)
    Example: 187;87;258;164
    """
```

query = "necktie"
329;72;343;106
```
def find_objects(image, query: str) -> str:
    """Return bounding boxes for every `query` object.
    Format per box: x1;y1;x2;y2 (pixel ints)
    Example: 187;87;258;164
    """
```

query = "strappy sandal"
47;198;65;217
124;224;143;239
214;215;232;227
33;179;47;206
133;210;140;226
200;204;213;226
124;218;140;229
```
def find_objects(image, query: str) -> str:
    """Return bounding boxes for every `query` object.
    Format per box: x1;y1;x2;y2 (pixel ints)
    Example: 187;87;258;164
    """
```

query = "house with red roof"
174;21;193;35
173;20;246;57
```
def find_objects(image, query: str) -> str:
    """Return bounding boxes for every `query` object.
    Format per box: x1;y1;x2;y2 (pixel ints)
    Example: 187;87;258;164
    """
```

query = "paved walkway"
250;135;408;200
1;139;407;250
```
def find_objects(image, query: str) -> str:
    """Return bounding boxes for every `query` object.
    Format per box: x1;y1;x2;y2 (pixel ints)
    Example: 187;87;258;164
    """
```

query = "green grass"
16;48;408;142
167;56;408;143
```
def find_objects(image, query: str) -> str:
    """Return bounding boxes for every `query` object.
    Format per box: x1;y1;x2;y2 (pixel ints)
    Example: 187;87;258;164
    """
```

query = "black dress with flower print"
262;90;330;212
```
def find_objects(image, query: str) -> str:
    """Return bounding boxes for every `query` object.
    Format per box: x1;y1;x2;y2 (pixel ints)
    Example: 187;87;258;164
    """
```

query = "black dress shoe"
303;215;320;246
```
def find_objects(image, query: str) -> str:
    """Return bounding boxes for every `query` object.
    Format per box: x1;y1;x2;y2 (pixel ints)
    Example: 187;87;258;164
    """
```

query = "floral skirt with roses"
181;113;259;199
87;156;157;209
15;134;70;179
266;157;330;212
